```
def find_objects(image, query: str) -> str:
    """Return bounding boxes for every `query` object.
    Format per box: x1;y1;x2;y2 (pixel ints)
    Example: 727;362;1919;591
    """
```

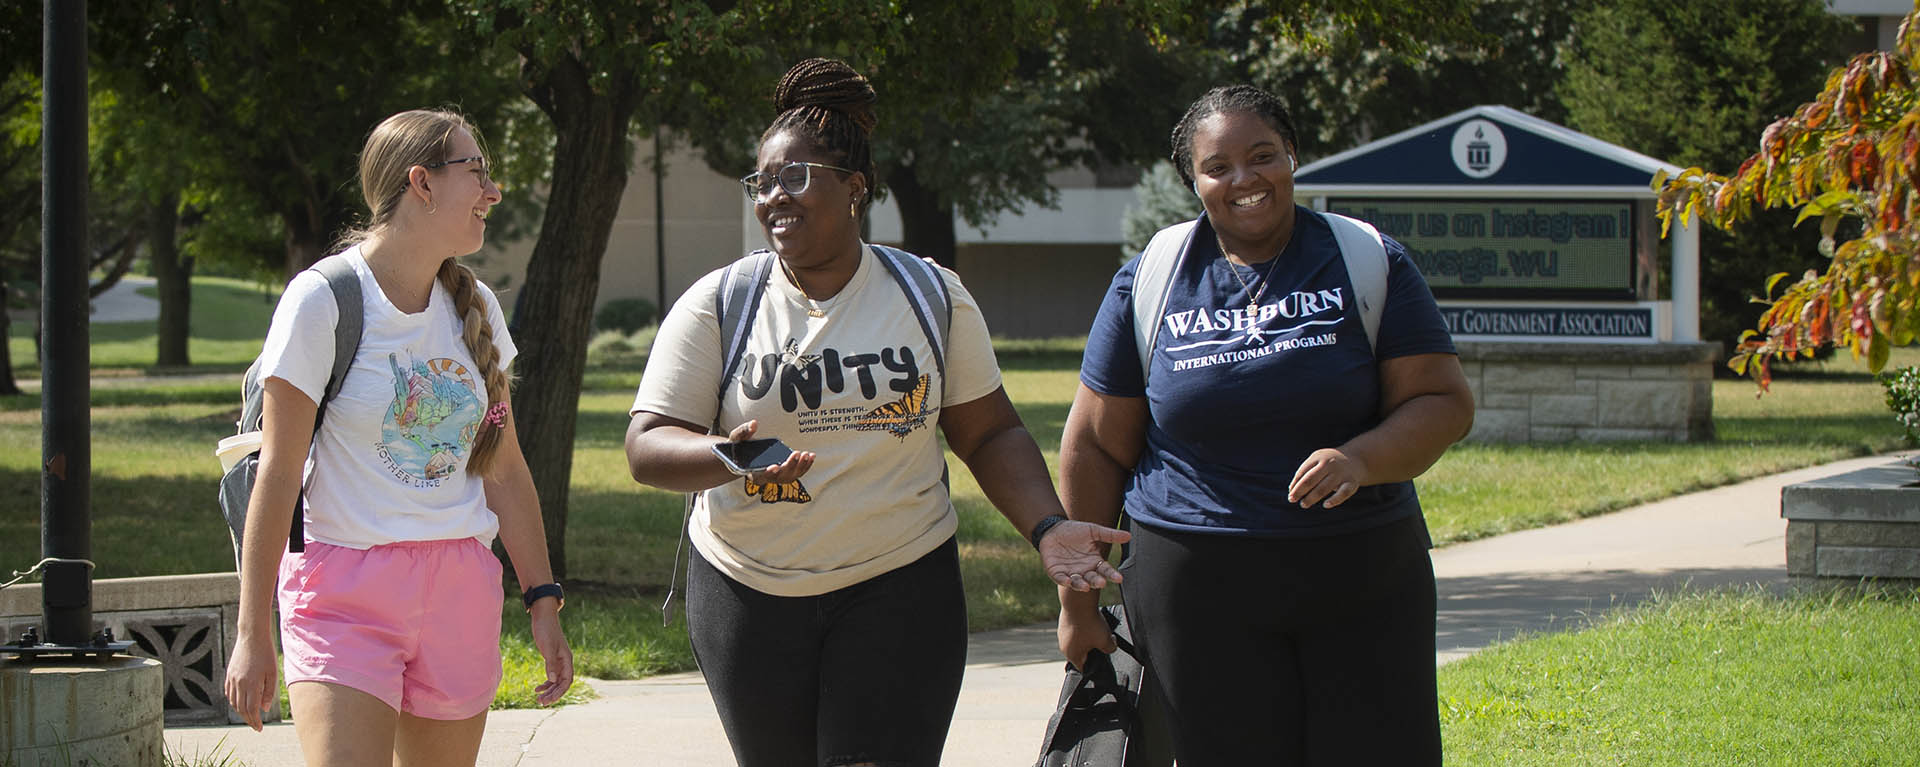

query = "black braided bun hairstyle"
762;58;878;215
1169;85;1299;188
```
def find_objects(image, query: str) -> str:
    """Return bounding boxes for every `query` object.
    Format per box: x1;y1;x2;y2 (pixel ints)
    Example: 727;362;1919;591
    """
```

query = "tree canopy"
1657;11;1920;389
1567;0;1856;347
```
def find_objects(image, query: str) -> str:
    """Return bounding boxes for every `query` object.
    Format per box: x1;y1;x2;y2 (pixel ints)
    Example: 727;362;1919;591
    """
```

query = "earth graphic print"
379;352;483;486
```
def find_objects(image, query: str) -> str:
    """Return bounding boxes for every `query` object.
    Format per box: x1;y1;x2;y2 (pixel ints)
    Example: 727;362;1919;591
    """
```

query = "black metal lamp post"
2;0;132;661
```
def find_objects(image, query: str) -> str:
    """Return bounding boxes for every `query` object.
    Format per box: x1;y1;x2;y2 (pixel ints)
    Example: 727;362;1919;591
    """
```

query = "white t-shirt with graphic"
257;245;515;549
632;245;1001;597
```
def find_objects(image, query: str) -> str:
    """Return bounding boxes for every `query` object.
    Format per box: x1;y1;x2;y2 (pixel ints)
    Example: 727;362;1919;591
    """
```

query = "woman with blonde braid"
223;109;573;766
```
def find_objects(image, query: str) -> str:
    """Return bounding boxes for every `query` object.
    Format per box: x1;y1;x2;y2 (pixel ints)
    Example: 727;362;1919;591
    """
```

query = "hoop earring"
850;200;859;219
425;200;437;215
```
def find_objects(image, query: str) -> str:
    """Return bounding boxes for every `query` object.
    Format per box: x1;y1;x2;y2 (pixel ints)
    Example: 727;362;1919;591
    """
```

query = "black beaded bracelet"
522;582;565;612
1028;514;1069;550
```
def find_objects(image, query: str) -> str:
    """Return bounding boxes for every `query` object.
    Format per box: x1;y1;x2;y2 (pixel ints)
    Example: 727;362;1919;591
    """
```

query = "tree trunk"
150;193;191;367
282;198;327;281
512;53;644;580
0;265;17;396
886;164;959;270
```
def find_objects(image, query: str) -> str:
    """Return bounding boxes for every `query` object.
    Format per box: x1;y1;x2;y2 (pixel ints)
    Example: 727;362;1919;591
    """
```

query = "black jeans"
1120;514;1441;766
687;537;967;767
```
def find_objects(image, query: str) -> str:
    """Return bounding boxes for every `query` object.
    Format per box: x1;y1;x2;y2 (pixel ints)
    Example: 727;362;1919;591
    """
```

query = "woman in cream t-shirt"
624;58;1127;767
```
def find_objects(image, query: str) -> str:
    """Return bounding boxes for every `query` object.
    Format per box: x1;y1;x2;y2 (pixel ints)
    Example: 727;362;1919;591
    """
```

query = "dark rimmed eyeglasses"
740;161;854;203
416;155;491;186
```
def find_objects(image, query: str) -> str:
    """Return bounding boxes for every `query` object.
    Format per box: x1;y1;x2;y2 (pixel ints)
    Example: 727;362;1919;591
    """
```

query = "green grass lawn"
1437;587;1920;765
6;275;280;374
4;279;1917;720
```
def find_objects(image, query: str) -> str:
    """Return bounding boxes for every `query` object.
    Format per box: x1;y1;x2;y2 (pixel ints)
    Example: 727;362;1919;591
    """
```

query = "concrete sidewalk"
164;451;1914;766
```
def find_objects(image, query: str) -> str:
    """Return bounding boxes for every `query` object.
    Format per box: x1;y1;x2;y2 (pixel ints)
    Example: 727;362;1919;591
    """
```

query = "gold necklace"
1219;241;1279;315
779;259;829;318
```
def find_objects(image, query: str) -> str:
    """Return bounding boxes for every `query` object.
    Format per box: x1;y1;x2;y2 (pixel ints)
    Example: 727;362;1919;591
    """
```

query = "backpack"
1130;210;1388;383
215;255;363;563
1035;605;1173;767
659;244;953;622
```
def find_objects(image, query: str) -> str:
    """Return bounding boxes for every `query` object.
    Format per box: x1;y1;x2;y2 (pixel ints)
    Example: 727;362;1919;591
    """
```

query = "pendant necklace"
1220;241;1280;315
779;259;830;318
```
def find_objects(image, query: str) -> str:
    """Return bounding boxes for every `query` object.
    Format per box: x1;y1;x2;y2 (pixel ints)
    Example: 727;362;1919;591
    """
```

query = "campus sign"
1327;198;1636;298
1297;106;1698;343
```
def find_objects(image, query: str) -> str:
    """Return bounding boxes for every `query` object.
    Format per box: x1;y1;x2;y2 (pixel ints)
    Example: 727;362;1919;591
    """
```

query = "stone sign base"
1783;460;1920;586
0;573;271;727
1458;341;1718;443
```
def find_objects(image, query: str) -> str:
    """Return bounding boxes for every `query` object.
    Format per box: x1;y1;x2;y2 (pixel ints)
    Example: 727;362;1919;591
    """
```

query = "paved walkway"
163;451;1915;766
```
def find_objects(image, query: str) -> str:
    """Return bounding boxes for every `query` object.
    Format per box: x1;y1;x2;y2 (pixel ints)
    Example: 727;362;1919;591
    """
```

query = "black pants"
1120;514;1441;766
687;537;967;767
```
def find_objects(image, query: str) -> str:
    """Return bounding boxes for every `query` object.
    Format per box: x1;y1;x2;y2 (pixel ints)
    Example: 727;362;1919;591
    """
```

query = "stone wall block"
1530;425;1578;442
1817;546;1920;578
1466;408;1529;442
1597;380;1689;428
1484;363;1575;393
1815;520;1920;548
1531;394;1597;427
1786;521;1816;576
1484;393;1530;410
1575;365;1635;380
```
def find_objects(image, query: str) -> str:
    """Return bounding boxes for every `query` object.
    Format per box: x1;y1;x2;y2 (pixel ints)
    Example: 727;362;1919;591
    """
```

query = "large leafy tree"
92;1;527;277
1657;12;1920;389
456;1;904;577
1232;0;1574;156
1;4;164;390
1561;0;1856;347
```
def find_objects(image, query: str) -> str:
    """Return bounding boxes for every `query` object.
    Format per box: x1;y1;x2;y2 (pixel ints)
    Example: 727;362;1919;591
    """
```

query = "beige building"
473;136;1138;340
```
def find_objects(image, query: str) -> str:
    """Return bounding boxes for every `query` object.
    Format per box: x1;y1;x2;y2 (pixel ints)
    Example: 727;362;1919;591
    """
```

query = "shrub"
1881;365;1920;447
594;297;657;335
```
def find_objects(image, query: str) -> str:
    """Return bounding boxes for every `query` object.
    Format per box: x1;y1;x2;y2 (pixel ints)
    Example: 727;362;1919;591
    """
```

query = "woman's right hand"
724;420;815;483
224;629;278;731
1057;602;1118;671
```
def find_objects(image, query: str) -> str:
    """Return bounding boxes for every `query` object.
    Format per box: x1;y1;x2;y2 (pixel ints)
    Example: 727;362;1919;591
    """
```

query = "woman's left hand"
1038;521;1131;591
1288;447;1368;509
529;605;574;706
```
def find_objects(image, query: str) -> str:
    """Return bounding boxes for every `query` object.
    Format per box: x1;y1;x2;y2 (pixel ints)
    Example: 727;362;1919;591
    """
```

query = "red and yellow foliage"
1656;11;1920;390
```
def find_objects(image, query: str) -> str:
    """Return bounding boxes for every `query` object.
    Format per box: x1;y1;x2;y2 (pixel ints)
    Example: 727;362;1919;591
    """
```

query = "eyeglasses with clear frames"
739;161;854;203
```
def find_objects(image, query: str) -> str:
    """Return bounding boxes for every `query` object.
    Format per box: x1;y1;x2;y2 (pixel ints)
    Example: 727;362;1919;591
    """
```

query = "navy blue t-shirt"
1080;207;1456;538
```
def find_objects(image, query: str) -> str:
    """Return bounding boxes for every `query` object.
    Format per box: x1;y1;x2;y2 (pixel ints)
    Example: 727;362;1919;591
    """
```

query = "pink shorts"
278;537;504;720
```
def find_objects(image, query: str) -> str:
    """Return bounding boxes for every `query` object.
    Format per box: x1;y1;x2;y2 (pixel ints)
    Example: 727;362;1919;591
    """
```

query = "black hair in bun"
762;58;878;214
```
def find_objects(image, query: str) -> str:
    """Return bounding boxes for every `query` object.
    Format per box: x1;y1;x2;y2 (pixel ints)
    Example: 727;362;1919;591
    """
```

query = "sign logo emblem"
1450;119;1507;179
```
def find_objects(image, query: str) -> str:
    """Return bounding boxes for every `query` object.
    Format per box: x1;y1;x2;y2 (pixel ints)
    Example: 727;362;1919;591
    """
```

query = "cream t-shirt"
631;245;1001;596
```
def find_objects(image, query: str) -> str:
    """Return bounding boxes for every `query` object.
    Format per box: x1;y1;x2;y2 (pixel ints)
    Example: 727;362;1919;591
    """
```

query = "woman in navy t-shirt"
1056;85;1475;765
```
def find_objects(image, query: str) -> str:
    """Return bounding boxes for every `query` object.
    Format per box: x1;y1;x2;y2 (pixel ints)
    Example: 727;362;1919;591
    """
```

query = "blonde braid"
438;259;513;477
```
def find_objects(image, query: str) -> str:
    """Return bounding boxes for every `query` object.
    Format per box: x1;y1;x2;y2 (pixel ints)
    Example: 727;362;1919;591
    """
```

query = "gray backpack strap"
664;250;775;626
312;255;364;406
291;254;363;553
1131;219;1200;384
714;250;777;397
869;243;952;377
1321;211;1387;354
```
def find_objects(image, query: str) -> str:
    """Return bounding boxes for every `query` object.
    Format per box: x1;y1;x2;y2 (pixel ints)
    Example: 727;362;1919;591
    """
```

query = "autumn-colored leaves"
1656;12;1920;390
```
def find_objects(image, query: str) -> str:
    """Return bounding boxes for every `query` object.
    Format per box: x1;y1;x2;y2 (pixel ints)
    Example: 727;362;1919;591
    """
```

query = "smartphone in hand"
711;437;794;476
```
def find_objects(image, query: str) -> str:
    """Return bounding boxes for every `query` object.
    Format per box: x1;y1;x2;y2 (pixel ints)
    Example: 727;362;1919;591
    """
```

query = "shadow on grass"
0;468;237;579
1435;567;1787;661
1714;413;1892;446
